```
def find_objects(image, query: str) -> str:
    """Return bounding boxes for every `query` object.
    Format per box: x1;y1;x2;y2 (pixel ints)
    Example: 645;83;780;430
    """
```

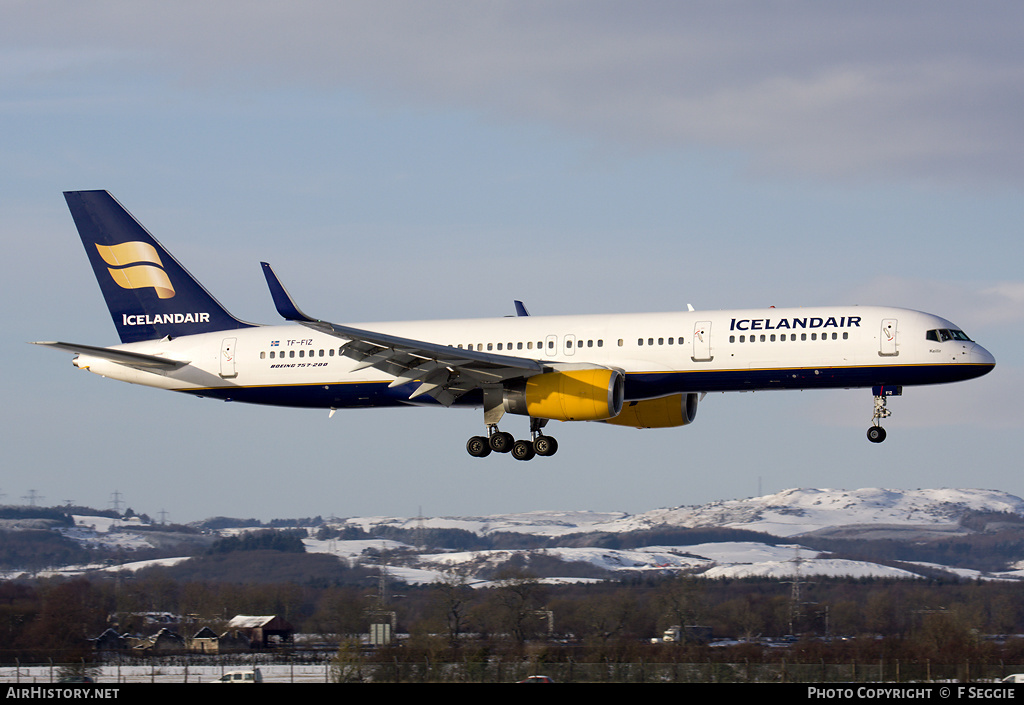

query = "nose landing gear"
867;386;900;443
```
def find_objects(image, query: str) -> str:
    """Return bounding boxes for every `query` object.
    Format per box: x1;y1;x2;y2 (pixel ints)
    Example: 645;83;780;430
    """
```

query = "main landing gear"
867;386;900;443
466;418;558;461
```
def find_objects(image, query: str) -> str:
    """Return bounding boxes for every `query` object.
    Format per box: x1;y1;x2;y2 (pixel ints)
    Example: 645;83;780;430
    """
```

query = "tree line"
6;569;1024;666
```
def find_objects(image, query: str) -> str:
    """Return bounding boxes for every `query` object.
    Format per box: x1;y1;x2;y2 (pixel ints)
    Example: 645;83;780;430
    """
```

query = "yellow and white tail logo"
95;242;175;299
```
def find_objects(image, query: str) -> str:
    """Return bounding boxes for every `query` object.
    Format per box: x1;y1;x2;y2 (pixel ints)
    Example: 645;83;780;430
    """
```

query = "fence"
2;659;1021;683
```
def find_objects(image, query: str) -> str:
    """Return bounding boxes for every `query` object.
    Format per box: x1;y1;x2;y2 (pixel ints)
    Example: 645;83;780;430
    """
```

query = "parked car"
213;668;263;683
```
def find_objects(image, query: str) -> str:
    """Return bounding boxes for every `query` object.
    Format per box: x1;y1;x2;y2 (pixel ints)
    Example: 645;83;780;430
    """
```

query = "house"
189;626;220;654
132;627;186;652
224;615;294;649
91;628;127;652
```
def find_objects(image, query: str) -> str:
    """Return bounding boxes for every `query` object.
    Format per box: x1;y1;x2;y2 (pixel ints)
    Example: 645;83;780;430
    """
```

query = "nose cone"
970;344;996;371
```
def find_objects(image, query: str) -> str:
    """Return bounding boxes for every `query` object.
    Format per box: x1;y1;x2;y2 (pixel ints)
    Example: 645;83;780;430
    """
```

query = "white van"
213;668;263;683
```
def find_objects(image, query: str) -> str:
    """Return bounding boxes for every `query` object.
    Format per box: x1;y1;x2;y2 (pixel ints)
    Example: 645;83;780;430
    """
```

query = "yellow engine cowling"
503;369;624;421
603;393;699;429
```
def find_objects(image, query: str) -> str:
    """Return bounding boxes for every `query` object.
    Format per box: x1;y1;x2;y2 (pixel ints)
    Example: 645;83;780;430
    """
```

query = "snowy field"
0;663;333;684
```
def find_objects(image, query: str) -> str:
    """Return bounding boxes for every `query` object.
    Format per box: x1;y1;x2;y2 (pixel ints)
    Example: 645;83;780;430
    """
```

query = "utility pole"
788;546;804;635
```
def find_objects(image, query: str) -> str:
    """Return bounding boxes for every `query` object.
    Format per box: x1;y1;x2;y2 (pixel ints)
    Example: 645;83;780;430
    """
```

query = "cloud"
977;282;1024;324
843;276;1024;331
6;2;1024;186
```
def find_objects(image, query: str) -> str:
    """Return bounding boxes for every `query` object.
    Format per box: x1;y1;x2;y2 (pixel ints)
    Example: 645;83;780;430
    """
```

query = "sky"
3;2;1023;524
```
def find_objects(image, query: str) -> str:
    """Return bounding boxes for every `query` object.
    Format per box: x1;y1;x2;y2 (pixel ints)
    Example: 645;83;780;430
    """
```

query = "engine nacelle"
503;369;624;421
603;393;699;429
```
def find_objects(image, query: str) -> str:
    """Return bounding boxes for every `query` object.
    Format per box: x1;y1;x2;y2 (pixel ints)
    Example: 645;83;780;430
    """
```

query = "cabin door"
691;321;713;362
563;334;576;356
544;334;557;358
220;337;238;378
879;319;898;356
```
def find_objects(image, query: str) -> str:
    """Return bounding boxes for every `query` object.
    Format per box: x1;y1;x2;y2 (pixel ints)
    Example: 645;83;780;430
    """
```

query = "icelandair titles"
730;315;861;332
122;312;210;326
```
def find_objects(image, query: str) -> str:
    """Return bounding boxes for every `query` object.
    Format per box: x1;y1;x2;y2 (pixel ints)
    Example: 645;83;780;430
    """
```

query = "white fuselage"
72;305;995;410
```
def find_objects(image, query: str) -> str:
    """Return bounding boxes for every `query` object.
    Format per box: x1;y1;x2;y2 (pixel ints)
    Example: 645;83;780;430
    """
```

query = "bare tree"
434;570;473;647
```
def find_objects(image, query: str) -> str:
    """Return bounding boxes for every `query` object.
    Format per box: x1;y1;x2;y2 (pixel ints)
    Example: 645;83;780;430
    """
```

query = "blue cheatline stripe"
175;362;993;410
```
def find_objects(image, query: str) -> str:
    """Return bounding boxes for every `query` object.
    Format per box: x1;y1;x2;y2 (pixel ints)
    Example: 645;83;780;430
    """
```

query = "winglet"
260;262;316;322
514;300;531;317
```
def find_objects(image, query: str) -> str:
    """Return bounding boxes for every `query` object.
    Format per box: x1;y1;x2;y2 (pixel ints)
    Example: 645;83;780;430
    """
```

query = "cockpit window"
926;329;973;343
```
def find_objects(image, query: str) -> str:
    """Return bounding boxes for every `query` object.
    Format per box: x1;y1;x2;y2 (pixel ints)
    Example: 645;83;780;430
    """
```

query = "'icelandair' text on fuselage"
730;316;862;332
122;312;211;326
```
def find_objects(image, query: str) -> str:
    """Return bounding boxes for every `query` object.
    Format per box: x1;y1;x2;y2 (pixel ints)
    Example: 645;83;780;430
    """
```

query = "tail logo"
95;242;175;299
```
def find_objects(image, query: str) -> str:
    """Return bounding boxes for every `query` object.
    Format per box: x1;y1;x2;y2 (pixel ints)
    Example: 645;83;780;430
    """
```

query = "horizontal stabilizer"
30;341;189;369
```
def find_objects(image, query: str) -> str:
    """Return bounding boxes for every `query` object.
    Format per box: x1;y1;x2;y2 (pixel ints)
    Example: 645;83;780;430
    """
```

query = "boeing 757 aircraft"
35;191;996;460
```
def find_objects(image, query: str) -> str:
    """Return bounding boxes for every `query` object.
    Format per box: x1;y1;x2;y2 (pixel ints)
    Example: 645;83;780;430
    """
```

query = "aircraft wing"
260;263;545;406
30;341;190;369
302;319;545;404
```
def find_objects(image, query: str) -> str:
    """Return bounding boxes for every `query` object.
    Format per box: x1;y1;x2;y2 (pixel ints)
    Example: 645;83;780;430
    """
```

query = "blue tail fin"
64;191;254;343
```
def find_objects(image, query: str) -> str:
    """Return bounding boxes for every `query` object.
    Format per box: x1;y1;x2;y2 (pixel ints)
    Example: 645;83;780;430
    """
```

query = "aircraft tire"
867;426;887;443
489;431;514;453
467;436;492;457
533;436;558;456
512;440;536;461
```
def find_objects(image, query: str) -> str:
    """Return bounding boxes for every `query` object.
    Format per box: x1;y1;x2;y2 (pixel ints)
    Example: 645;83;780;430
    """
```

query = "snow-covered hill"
325;487;1024;539
627;487;1024;538
26;487;1024;585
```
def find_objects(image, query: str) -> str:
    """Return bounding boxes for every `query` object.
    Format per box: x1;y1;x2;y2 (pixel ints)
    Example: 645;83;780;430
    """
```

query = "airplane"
34;191;996;460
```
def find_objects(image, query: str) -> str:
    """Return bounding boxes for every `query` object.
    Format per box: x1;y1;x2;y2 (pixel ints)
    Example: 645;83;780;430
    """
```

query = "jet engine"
603;392;699;429
503;369;624;421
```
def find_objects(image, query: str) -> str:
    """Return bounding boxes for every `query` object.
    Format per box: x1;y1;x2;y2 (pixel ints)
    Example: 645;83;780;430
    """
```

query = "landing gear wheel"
511;439;536;461
867;426;887;443
489;431;514;453
467;436;492;457
533;436;558;457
